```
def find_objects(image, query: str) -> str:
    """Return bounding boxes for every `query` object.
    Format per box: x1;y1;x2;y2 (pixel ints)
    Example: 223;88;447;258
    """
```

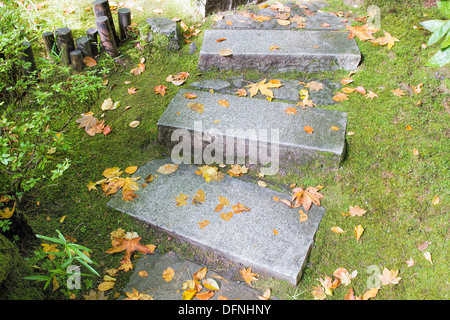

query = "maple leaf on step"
105;236;154;271
195;165;224;183
291;186;323;211
246;79;283;98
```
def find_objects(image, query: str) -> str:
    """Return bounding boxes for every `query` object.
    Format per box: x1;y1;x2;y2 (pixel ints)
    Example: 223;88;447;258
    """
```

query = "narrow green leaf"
437;0;450;18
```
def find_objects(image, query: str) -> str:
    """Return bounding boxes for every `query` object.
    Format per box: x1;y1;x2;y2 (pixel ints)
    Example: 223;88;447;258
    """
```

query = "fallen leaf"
98;281;115;291
128;87;139;94
304;125;314;134
123;288;153;300
220;211;233;221
129;121;140;128
231;203;251;214
192;189;206;206
354;86;366;95
105;236;154;271
202;278;220;291
195;165;224;183
193;267;208;281
378;268;401;285
166;72;190;86
175;193;189;207
413;148;419;155
216;38;227;42
365;91;378;99
130;63;145;75
406;257;415;267
330;126;340;131
331;226;344;234
240;267;258;286
187;102;204;113
432;195;439;205
346;24;378;41
333;268;352;286
228;164;248;177
371;30;399;50
219;48;233;56
412;83;423;94
299;210;308;222
162;267;175;282
349;205;366;217
184;92;198;99
340;77;354;85
83;56;97;67
258;288;271;300
305;81;324;92
218;99;230;107
391;88;405;97
157;164;178;174
154;85;168;96
333;92;349;102
182;289;196;300
195;290;215;300
423;251;433;264
284;106;297;115
198;220;210;229
362;287;379;300
269;45;280;50
354;224;364;240
291;186;323;211
246;78;283;98
138;270;148;278
125;166;138;174
311;285;326;300
258;181;267;187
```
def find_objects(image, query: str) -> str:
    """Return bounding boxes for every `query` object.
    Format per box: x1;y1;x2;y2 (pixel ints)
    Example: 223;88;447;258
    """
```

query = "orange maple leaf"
106;236;154;270
291;186;323;211
154;85;168;96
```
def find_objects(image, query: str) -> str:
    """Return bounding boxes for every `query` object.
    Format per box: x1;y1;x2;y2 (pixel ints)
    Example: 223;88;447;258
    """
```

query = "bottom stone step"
107;158;325;285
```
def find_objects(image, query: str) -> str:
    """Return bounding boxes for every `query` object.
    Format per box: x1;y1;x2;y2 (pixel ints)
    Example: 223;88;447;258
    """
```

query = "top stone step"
198;29;361;72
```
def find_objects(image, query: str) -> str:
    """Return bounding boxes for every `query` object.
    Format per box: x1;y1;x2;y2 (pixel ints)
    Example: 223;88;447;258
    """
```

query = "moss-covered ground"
13;0;449;300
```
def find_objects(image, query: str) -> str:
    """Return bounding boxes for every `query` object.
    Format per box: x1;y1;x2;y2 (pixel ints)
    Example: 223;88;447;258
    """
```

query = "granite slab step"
198;29;361;72
107;158;325;285
157;89;347;173
121;251;264;300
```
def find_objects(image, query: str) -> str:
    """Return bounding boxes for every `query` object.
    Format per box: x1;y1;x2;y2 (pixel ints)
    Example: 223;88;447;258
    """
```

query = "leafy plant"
24;230;99;298
420;0;450;67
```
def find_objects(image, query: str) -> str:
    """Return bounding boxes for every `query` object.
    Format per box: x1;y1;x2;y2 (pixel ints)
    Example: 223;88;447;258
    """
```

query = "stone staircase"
108;0;361;289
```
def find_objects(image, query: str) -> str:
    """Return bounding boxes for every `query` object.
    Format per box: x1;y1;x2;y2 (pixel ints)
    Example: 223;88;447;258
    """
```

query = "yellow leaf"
182;289;197;300
98;281;115;291
138;270;148;277
354;224;364;240
202;278;220;290
0;201;15;219
129;120;140;128
175;193;189;207
424;251;433;264
59;215;66;223
273;229;279;235
162;267;175;282
187;102;204;113
157;164;179;174
125;166;138;174
103;167;123;179
432;195;439;205
195;165;224;183
192;189;206;205
193;267;208;281
299;209;308;222
240;267;258;285
198;220;210;229
362;288;379;300
219;48;233;56
331;126;340;131
220;211;233;221
331;226;344;234
218;99;230;107
218;196;230;206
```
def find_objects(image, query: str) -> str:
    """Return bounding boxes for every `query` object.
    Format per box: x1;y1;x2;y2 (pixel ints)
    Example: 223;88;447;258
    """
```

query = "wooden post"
86;28;100;56
21;41;37;75
55;27;76;66
76;36;93;58
92;0;119;44
42;31;58;60
95;16;119;58
118;8;131;41
70;50;84;72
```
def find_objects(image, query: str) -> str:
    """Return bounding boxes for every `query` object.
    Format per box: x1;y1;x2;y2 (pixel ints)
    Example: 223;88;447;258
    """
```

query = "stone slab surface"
107;158;325;285
157;89;347;169
198;29;361;72
121;251;263;300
